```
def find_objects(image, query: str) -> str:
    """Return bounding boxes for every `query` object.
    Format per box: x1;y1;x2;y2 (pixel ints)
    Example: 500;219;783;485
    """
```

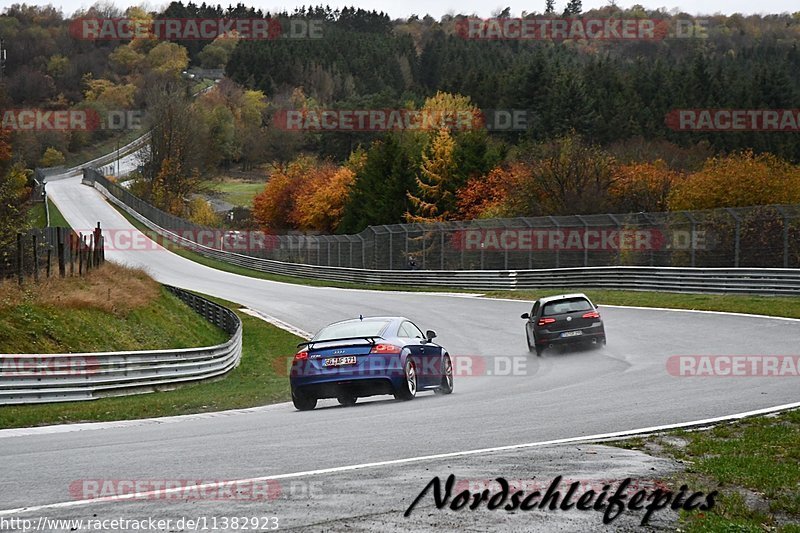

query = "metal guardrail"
0;287;242;405
88;176;800;295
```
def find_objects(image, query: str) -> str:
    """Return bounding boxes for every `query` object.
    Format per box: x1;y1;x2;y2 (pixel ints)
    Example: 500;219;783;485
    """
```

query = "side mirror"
520;313;530;319
425;330;437;342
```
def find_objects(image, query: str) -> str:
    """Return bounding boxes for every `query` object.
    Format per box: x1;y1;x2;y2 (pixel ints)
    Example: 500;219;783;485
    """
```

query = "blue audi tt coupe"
289;316;454;410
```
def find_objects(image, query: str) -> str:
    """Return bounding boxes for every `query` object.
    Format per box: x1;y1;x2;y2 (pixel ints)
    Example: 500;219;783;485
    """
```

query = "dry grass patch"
0;263;159;315
0;263;225;354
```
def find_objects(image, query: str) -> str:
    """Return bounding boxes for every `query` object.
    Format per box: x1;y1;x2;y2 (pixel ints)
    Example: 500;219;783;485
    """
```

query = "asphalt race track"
1;176;798;530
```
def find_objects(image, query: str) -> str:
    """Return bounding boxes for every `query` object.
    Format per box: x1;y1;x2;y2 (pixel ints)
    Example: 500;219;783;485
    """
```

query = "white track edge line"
1;400;798;517
237;308;313;339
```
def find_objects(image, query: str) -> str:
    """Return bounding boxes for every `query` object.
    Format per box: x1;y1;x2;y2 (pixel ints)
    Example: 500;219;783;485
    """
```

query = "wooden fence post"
57;228;66;278
70;233;75;276
16;233;23;285
94;223;102;267
78;234;84;276
46;243;52;278
32;234;39;283
87;234;93;273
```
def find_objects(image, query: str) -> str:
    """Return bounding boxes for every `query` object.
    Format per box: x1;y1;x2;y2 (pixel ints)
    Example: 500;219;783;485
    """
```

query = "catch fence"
83;168;800;271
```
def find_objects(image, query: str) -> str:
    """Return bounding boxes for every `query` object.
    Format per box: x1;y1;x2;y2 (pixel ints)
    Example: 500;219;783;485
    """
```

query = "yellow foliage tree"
109;44;145;74
40;147;65;167
187;198;220;226
146;42;189;77
419;91;482;132
84;78;137;108
405;127;456;223
668;151;800;211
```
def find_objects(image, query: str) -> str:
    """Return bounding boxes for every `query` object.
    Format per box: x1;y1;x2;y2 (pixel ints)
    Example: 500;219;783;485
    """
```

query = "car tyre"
434;355;453;395
394;359;417;401
292;390;317;411
526;330;535;352
337;395;357;407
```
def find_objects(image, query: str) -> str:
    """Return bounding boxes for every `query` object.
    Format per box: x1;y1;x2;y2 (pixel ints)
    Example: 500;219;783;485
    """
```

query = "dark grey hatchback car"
521;293;606;356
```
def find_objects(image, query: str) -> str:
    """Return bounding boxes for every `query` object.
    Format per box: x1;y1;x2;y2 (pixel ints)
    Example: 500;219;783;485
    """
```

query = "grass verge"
200;177;266;207
0;263;226;354
0;292;299;429
0;270;301;428
611;409;800;532
27;199;70;229
47;198;70;228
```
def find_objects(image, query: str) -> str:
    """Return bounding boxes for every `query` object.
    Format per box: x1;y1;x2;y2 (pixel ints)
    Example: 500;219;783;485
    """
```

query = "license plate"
323;356;357;367
561;330;583;338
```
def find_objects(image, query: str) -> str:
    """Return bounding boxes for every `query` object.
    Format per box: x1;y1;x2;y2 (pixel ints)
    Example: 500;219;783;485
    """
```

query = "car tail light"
582;311;600;319
293;349;308;362
538;317;556;326
370;344;402;354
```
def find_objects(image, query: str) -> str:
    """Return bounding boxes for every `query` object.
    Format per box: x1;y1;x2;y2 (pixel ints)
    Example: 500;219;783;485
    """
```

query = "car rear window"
542;298;593;316
313;320;390;341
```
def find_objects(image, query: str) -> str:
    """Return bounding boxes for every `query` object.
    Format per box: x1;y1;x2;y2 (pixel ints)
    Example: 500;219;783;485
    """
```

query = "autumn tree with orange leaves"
609;160;682;213
252;156;316;232
294;162;359;233
253;153;361;233
456;164;527;219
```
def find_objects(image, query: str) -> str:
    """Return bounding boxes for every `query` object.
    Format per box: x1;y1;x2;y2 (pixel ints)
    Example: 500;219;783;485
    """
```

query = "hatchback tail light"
582;311;600;319
293;349;309;362
538;317;556;326
370;344;402;354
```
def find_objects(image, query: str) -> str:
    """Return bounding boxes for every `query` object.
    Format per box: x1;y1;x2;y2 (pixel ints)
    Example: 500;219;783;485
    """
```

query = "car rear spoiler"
297;336;382;349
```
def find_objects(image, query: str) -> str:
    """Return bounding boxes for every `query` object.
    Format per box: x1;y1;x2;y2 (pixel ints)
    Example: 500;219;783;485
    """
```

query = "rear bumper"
536;324;606;346
291;376;399;399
